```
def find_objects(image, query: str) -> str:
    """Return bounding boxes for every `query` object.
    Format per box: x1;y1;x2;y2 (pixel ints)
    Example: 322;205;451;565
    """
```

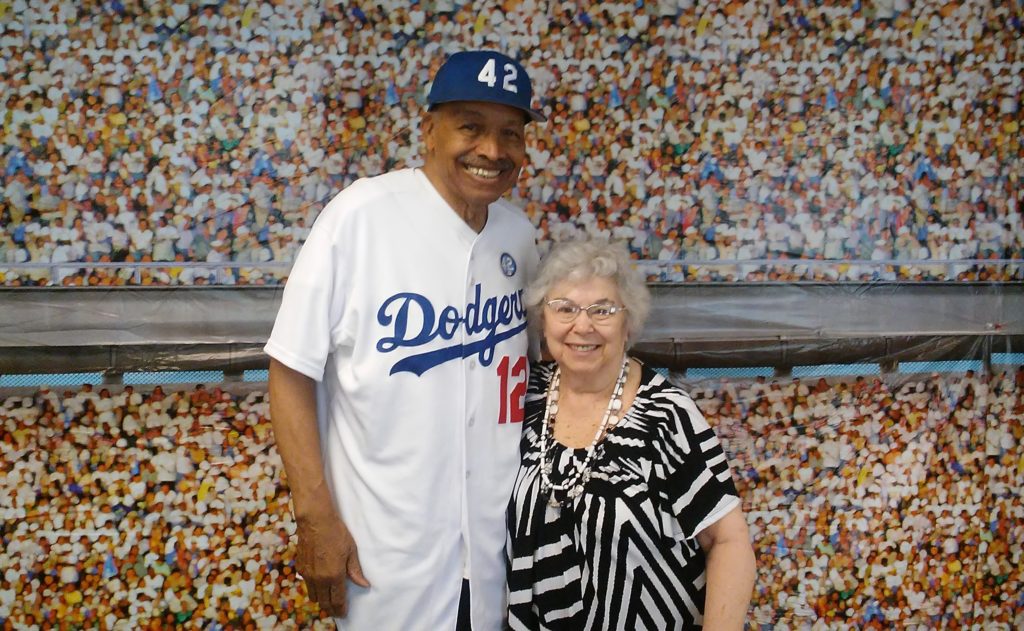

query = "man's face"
421;101;527;216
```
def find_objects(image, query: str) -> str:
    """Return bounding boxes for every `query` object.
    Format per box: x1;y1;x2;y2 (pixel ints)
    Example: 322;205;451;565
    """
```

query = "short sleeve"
263;196;349;381
652;388;740;541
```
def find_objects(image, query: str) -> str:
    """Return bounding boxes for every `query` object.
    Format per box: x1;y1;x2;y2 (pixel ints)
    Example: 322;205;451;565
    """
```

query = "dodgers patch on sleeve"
500;252;517;277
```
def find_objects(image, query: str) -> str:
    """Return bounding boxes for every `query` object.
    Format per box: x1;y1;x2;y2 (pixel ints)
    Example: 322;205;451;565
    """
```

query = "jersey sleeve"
263;195;351;382
495;202;541;361
652;386;740;541
522;241;542;361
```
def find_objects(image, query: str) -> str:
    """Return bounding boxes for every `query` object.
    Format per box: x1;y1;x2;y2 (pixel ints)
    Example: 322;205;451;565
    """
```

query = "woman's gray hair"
524;239;651;345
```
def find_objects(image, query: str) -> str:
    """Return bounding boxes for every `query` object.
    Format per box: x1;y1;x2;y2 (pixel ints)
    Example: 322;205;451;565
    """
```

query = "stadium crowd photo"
1;367;1022;628
1;0;1023;629
0;0;1020;285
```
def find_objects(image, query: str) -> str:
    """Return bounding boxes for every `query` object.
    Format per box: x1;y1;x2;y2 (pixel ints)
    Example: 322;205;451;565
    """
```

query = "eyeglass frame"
544;298;628;323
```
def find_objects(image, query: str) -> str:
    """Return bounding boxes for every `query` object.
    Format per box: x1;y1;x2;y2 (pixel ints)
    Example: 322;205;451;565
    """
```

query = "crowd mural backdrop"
0;367;1022;628
0;0;1020;285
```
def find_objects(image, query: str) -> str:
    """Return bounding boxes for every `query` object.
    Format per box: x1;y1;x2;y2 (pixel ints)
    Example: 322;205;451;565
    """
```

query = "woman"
507;239;755;630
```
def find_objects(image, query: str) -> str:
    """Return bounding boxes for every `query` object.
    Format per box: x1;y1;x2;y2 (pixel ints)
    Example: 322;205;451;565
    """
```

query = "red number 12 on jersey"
497;355;526;424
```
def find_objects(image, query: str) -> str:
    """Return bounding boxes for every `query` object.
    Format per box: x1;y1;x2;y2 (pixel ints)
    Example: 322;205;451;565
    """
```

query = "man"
264;50;545;630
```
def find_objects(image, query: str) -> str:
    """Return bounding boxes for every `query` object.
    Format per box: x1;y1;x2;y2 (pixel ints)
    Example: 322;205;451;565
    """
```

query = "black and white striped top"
506;361;740;630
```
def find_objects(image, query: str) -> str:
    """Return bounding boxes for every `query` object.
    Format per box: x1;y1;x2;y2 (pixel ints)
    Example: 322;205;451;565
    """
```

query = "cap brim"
429;99;545;123
521;107;547;123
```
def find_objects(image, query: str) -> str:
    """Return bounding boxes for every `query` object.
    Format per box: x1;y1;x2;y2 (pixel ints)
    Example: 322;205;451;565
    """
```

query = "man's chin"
465;183;513;207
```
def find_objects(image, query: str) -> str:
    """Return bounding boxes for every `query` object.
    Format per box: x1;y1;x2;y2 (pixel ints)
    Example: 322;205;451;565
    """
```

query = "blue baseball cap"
427;50;546;123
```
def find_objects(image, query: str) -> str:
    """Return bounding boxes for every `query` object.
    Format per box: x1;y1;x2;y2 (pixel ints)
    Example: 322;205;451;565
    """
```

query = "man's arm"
695;505;756;631
268;358;369;618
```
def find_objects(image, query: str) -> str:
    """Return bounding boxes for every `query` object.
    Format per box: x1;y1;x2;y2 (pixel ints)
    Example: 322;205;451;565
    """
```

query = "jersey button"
468;359;477;369
468;416;475;427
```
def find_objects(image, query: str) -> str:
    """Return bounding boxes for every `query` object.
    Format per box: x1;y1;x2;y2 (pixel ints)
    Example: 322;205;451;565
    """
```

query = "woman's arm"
696;505;756;631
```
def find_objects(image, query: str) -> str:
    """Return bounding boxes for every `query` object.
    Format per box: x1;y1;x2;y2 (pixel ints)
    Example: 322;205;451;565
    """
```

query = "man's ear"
421;111;436;155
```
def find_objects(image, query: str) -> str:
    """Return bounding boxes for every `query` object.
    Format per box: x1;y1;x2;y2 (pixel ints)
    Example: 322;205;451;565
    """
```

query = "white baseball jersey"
264;168;538;630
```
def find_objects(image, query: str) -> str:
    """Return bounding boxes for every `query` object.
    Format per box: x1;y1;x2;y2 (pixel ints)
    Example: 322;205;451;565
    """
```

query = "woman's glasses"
544;299;627;323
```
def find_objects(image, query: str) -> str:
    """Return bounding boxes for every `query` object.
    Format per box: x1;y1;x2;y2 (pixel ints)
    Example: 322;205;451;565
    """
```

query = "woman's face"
543;275;628;381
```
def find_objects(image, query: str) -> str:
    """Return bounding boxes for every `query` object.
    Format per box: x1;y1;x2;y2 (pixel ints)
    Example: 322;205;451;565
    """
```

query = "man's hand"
268;361;370;617
295;514;371;618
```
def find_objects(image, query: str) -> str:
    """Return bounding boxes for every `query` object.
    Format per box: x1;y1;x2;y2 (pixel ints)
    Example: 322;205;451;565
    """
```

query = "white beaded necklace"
538;356;630;508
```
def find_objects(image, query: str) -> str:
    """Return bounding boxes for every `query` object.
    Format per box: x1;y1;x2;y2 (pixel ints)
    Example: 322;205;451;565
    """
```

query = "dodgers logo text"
376;284;527;376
